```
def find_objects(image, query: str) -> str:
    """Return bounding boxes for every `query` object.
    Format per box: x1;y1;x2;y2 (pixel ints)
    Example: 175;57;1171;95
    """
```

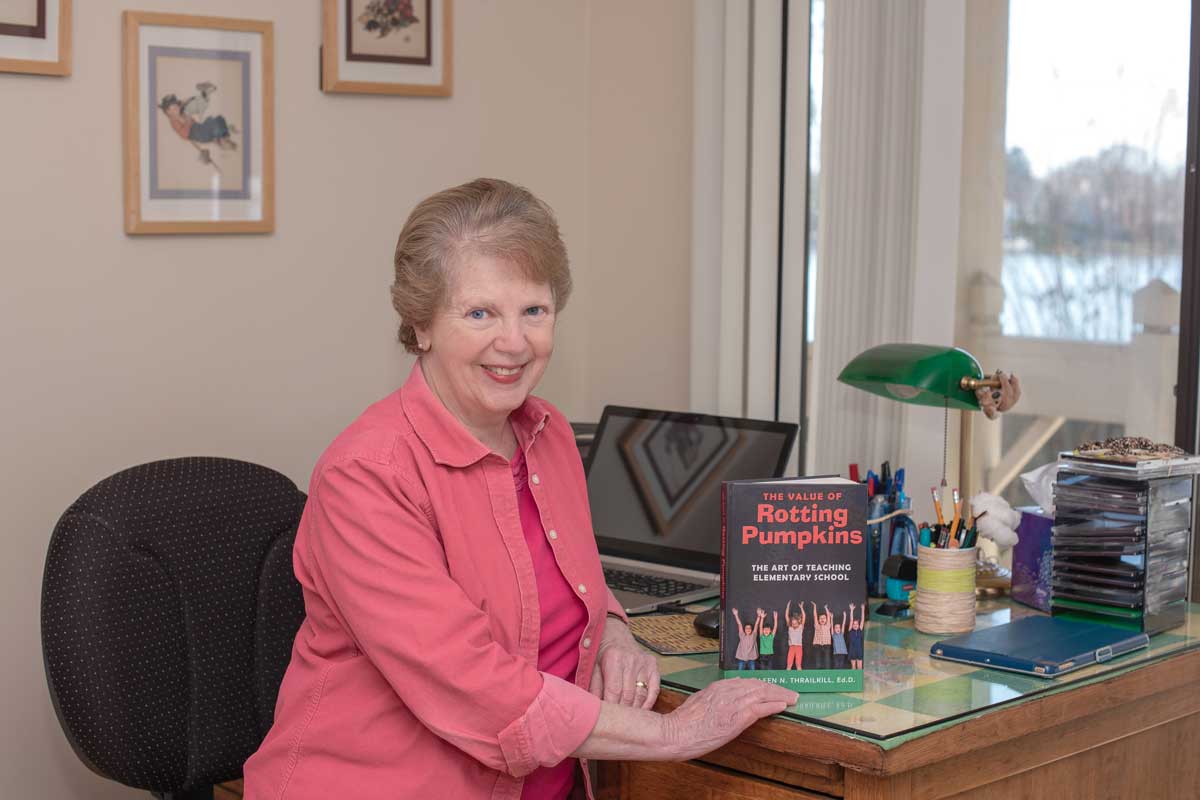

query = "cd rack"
1050;466;1191;636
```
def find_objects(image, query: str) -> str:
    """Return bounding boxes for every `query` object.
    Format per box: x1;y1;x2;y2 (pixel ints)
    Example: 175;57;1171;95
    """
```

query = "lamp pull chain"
942;399;949;489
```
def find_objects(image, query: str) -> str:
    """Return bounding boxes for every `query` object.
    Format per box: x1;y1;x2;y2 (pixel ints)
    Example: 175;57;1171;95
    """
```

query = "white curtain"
809;0;925;476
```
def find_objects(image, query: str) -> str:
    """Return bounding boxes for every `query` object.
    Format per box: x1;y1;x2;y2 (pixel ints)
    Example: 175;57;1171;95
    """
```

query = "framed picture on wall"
321;0;452;96
122;11;274;234
0;0;71;75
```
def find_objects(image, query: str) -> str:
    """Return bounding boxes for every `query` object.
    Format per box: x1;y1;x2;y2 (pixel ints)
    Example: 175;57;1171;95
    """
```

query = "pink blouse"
243;363;627;800
512;448;588;799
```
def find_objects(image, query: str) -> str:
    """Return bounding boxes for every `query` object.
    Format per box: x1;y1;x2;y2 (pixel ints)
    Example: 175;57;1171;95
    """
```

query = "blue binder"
930;616;1149;677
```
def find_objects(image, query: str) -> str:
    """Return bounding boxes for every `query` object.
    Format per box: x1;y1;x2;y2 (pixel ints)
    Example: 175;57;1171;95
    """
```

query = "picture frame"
619;417;746;536
321;0;452;96
0;0;71;76
122;11;274;234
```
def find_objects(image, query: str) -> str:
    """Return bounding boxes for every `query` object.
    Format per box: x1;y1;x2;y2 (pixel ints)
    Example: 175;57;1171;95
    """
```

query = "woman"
243;179;796;800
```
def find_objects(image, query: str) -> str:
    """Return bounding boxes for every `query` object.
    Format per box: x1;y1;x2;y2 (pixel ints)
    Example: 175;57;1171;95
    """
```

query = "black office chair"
571;421;597;462
41;457;308;800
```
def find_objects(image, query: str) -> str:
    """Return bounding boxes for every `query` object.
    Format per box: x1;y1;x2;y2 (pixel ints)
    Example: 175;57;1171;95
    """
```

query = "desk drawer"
597;759;833;800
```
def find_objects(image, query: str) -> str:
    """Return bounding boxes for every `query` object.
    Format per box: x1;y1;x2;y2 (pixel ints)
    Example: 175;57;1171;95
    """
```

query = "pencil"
949;489;962;543
931;487;946;527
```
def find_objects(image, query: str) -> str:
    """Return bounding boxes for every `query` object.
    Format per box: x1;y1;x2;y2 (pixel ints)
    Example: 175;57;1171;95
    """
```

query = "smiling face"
743;624;753;636
416;253;555;441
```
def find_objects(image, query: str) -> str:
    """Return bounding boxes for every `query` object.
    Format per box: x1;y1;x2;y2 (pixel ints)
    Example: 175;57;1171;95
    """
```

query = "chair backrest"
41;457;308;794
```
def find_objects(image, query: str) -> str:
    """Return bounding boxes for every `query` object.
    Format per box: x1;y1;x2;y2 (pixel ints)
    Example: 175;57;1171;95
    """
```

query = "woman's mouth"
482;364;525;384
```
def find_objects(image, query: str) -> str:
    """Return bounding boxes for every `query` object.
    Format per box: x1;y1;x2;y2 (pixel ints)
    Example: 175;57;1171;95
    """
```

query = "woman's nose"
493;319;527;353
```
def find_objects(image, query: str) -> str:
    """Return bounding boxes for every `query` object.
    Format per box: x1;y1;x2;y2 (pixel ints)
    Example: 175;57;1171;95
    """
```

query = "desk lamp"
837;343;1003;496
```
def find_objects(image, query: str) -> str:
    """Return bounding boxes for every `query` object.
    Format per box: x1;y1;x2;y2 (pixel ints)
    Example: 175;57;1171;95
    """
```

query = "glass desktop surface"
654;599;1200;745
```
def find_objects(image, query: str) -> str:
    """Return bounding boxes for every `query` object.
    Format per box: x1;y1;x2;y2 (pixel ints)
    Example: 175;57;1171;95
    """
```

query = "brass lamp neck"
960;376;1003;391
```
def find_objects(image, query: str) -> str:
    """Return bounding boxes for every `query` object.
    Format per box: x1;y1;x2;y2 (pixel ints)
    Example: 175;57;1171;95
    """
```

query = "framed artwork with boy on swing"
122;11;274;234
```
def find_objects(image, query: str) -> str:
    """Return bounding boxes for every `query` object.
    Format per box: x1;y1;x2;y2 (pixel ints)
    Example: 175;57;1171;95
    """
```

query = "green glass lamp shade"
837;344;984;411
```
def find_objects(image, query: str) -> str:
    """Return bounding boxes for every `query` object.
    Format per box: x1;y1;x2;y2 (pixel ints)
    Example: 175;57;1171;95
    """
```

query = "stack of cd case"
1051;462;1192;635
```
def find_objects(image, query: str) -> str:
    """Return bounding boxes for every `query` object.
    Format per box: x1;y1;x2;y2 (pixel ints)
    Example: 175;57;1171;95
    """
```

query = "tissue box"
1011;507;1053;612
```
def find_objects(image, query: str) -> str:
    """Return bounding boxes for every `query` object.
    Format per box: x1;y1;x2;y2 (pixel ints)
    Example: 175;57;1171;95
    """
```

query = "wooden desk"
597;600;1200;799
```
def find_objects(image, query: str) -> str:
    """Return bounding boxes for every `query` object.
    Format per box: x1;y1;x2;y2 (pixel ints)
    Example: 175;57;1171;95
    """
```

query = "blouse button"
548;529;558;540
578;583;588;594
531;473;541;485
582;637;592;649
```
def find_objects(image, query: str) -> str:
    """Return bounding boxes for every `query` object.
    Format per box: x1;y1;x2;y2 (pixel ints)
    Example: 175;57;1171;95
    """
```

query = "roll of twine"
915;545;977;635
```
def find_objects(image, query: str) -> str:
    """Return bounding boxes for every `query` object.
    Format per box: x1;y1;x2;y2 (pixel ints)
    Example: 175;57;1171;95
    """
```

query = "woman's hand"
660;679;798;761
976;371;1021;420
590;619;661;709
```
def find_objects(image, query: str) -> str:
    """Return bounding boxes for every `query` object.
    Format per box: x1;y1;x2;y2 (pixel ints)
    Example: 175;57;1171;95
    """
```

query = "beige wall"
0;1;691;795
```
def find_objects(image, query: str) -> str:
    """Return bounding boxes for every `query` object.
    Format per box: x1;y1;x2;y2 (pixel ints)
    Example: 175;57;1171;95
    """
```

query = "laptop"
930;616;1150;677
584;405;798;614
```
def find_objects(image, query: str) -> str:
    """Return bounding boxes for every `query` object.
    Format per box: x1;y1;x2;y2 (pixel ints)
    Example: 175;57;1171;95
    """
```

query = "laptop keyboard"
603;567;706;598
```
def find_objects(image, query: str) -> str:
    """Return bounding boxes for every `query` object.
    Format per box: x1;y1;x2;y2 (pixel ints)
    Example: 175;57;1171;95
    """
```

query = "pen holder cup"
914;545;977;635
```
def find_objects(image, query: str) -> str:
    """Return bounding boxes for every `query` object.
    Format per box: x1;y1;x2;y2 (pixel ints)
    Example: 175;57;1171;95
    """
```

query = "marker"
850;463;861;483
919;526;931;547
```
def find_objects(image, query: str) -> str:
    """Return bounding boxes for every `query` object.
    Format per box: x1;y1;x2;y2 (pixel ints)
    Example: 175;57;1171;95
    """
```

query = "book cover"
720;477;868;691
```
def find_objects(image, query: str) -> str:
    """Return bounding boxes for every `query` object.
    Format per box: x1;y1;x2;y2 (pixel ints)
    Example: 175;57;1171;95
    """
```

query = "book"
720;476;868;691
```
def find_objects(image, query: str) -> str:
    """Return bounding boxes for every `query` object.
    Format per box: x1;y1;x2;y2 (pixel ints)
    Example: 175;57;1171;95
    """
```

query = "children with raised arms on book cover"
720;478;868;691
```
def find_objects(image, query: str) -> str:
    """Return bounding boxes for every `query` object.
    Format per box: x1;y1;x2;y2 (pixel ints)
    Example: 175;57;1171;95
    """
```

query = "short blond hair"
390;178;572;353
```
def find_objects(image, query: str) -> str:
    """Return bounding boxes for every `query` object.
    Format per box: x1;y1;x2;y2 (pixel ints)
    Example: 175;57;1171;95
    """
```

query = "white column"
690;0;801;429
689;0;727;415
1128;280;1181;444
956;0;1009;496
744;0;784;421
903;0;967;510
779;0;812;474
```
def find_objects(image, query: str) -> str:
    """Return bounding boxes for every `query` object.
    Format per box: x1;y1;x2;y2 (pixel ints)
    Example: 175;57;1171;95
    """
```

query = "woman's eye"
525;306;546;317
468;309;487;320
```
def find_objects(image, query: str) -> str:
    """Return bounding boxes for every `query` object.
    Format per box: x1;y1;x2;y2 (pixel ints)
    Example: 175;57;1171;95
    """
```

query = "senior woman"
243;178;797;800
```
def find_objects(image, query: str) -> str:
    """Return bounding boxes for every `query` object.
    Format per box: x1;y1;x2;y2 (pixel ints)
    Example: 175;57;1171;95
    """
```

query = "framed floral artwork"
122;11;274;234
0;0;70;76
321;0;452;96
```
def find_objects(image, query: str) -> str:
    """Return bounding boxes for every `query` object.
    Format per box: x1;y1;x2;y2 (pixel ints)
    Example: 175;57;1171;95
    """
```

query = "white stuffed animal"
970;492;1021;549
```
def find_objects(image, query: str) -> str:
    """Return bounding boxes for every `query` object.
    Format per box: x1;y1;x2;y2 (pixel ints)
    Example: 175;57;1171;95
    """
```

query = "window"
994;0;1191;506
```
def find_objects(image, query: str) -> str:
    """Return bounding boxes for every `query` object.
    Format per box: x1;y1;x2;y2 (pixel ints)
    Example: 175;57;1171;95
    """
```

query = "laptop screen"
583;406;798;574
